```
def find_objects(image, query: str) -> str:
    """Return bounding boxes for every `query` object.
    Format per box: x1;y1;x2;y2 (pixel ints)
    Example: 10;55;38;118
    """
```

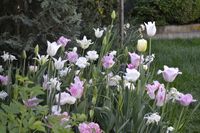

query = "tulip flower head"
1;51;17;62
179;93;196;106
57;36;71;47
137;39;147;52
47;41;61;57
53;57;67;70
34;54;49;65
55;92;76;105
144;21;156;37
23;97;40;108
69;76;84;99
156;84;166;106
86;50;99;61
48;78;61;91
76;36;93;50
146;81;161;99
102;54;115;69
94;28;104;38
51;105;61;115
123;68;140;82
76;57;90;69
66;47;79;63
128;52;141;69
0;75;9;85
78;122;102;133
157;65;182;82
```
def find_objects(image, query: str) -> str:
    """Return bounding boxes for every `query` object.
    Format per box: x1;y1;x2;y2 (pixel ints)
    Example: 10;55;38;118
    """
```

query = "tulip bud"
22;50;27;59
143;65;148;71
137;39;147;52
34;45;39;56
111;10;116;20
89;110;94;118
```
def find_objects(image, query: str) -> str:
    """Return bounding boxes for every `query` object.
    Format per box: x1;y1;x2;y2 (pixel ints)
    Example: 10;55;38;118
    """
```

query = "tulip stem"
149;38;152;56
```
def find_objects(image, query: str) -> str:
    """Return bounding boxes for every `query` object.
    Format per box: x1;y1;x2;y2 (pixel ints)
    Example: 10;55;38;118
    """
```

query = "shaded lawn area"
151;39;200;132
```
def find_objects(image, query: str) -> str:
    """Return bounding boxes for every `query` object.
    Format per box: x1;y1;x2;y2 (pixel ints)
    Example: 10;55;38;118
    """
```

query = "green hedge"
128;0;200;25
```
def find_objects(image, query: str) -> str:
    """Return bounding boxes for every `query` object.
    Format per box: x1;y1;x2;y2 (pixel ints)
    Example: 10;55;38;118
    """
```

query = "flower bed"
0;12;198;133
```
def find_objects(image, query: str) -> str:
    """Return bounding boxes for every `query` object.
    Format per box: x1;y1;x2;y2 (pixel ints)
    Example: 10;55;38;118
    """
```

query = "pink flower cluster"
146;81;166;106
146;81;196;106
69;76;84;99
78;122;101;133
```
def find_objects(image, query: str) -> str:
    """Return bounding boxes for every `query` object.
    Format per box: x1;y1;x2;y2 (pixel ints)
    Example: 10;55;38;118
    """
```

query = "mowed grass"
151;39;200;132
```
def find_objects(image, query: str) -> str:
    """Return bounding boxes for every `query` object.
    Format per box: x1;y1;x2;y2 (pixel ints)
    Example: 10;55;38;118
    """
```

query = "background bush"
127;0;200;25
0;0;81;56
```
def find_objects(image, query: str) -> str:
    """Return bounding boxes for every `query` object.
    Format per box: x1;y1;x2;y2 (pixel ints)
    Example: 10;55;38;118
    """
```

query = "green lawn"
152;39;200;132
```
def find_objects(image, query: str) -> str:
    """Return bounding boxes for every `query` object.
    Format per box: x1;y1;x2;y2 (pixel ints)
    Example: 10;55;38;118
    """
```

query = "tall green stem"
149;38;152;56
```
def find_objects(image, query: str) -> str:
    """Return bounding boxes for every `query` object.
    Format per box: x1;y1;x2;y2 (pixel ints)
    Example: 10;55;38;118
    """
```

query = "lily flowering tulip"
76;36;93;49
93;28;104;38
157;65;182;82
47;41;61;56
1;51;17;62
144;21;156;37
34;54;49;65
75;57;89;69
53;57;67;70
86;50;99;61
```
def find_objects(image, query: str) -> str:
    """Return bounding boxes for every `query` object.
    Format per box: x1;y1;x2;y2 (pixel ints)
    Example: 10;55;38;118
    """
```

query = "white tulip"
93;28;104;38
55;92;76;105
76;36;93;49
75;57;89;68
34;54;49;65
1;51;17;62
49;78;61;91
144;21;156;37
86;50;99;61
123;68;140;82
47;41;61;56
51;105;61;115
53;57;67;70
